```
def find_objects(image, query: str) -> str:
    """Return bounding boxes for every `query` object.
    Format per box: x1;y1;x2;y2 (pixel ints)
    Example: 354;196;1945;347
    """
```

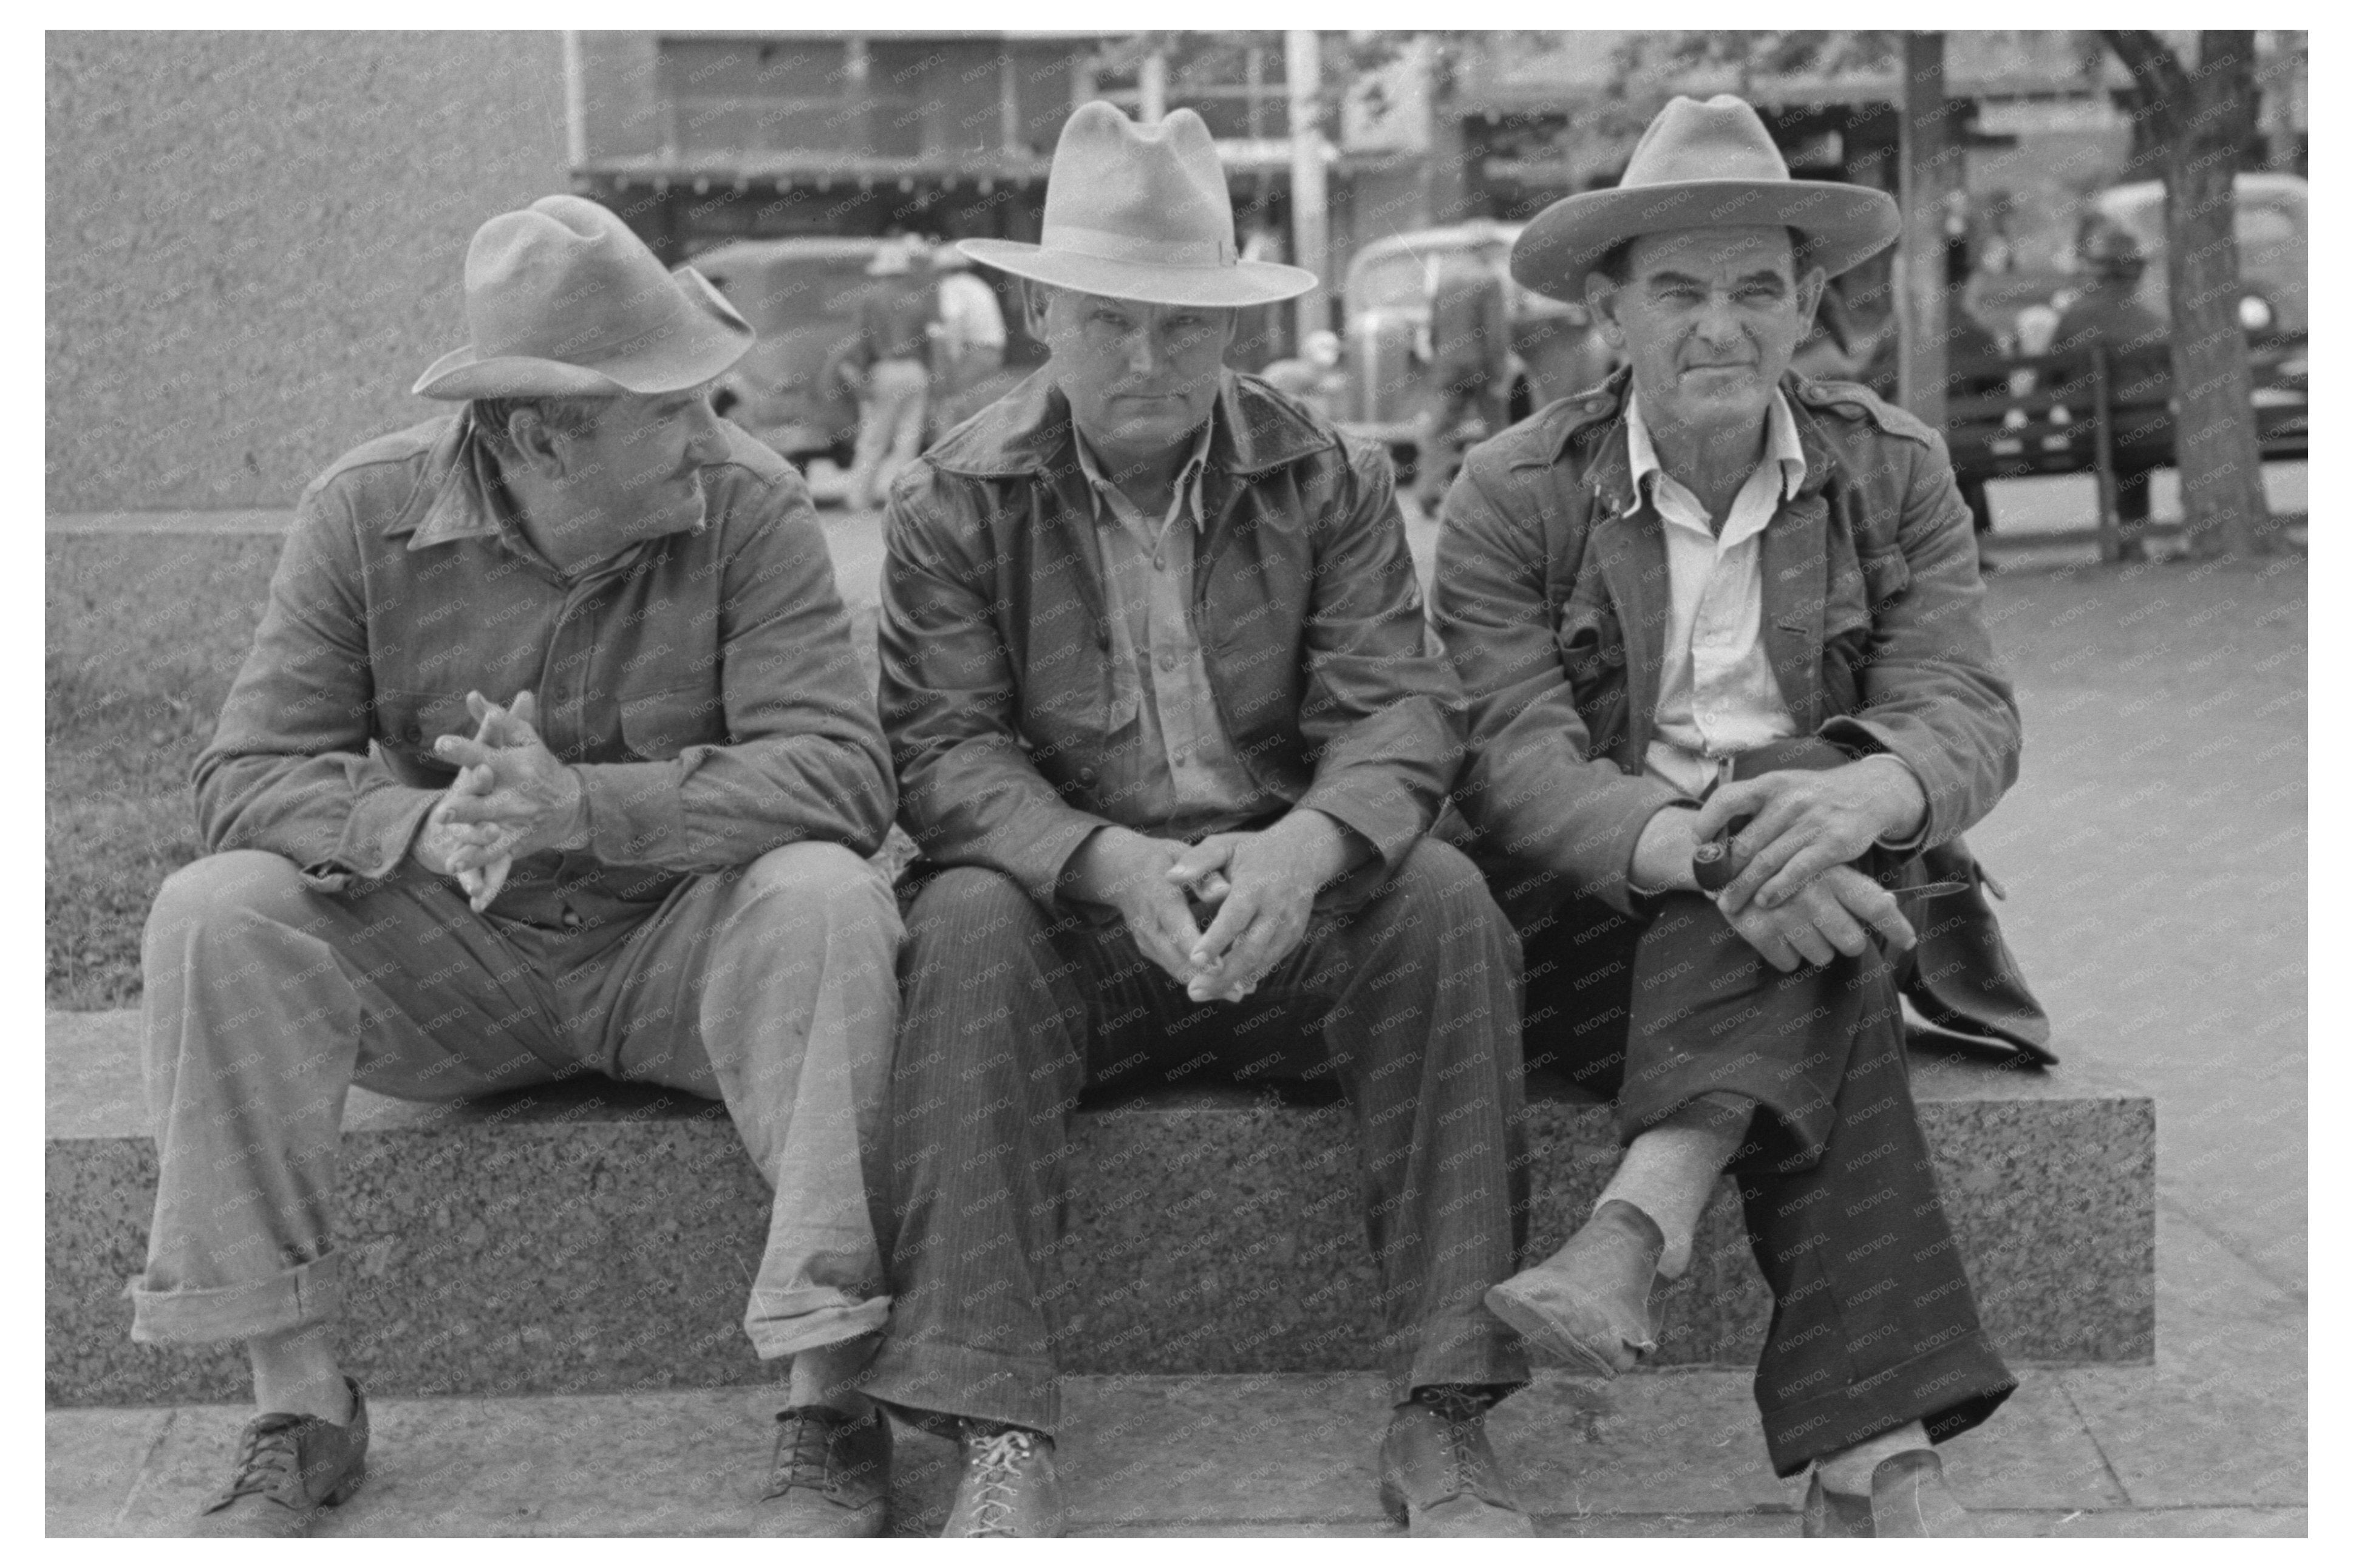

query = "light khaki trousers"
129;842;902;1361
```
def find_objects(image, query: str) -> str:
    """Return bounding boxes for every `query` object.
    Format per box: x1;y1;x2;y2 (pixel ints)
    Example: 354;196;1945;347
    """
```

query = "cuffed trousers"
1519;889;2017;1478
862;841;1531;1435
131;842;903;1362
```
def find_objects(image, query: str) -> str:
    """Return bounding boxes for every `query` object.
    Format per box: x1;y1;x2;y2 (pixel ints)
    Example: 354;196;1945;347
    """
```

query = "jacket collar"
924;366;1335;484
383;409;522;551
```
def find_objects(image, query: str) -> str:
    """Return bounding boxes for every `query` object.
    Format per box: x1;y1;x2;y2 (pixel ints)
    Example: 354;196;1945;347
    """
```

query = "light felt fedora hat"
414;194;753;400
1511;95;1900;300
960;101;1316;308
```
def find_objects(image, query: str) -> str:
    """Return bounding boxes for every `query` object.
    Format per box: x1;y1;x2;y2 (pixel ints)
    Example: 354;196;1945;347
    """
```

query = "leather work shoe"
941;1423;1066;1538
1801;1448;1980;1538
752;1404;891;1537
1483;1199;1665;1377
1377;1390;1534;1537
189;1377;369;1537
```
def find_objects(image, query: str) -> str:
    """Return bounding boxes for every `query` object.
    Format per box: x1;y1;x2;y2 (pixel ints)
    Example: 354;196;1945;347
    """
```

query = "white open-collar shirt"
1624;386;1808;799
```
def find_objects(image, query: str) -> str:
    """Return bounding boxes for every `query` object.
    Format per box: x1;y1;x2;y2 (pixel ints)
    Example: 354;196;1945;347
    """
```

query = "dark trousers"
862;840;1531;1435
1519;890;2017;1478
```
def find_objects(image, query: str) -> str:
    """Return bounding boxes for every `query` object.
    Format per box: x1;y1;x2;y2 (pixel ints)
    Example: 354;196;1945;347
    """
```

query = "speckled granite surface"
48;1011;2150;1405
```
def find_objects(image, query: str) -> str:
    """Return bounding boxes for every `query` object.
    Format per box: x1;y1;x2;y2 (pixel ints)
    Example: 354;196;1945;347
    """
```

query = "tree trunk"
2104;30;2273;558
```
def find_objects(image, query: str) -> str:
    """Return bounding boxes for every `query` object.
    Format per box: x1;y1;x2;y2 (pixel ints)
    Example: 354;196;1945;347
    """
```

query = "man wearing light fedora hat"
869;101;1534;1536
133;194;908;1536
1434;94;2046;1537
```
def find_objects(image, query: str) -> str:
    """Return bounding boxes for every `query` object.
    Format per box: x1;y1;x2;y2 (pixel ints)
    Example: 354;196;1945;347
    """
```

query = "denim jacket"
195;411;894;929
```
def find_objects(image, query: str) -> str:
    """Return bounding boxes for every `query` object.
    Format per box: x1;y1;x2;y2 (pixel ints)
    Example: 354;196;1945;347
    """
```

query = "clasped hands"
1066;809;1352;1005
1632;759;1929;974
409;690;588;912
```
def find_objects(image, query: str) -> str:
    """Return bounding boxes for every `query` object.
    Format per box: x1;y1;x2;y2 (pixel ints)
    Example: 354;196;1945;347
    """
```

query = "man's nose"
1694;291;1743;344
686;398;729;460
1124;328;1163;377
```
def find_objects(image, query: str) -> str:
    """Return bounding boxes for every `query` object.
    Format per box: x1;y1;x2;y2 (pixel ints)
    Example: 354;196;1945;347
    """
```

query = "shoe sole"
1482;1281;1641;1379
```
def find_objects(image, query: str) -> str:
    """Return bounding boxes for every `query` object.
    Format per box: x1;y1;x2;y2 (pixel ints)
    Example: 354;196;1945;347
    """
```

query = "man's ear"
1021;279;1056;340
505;408;566;478
1794;266;1828;334
1584;272;1626;348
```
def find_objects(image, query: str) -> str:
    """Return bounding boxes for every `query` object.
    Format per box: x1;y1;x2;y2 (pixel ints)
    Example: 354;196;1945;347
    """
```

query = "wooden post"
1896;32;1953;432
1287;29;1330;344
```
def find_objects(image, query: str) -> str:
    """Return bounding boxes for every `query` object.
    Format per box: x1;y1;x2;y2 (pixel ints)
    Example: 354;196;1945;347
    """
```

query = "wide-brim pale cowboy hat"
960;101;1316;308
1511;94;1901;300
413;194;753;400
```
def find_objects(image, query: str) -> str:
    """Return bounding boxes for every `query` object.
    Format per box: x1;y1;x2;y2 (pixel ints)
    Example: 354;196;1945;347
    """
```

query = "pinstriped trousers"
860;840;1530;1435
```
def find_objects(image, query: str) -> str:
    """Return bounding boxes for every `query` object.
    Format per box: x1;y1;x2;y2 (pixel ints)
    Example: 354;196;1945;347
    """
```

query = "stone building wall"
47;31;571;511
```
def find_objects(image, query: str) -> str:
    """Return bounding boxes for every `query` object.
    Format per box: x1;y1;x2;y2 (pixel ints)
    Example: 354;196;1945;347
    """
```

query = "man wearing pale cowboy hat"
133;194;907;1537
867;101;1534;1536
1431;94;2049;1538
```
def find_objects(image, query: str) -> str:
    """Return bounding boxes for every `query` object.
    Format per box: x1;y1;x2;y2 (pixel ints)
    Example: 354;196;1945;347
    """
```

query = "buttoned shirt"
1626;388;1808;798
1071;419;1277;839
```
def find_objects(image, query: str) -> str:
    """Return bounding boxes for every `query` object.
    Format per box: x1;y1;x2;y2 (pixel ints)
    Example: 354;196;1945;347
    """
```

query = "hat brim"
1510;180;1900;300
959;238;1315;308
412;266;754;401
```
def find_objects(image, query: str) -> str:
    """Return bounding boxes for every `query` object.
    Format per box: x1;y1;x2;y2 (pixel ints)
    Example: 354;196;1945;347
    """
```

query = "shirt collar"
1621;387;1806;519
1071;416;1215;532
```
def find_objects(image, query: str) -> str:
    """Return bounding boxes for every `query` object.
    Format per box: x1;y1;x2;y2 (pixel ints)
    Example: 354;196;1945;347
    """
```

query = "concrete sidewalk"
46;1368;2304;1538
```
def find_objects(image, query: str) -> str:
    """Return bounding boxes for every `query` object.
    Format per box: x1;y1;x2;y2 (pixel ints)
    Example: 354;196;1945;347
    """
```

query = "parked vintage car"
1332;220;1613;477
692;236;891;469
2088;171;2306;334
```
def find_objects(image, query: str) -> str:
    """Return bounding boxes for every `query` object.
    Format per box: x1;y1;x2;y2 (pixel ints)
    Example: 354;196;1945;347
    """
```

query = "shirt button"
561;908;582;931
1153;552;1168;571
1158;653;1177;673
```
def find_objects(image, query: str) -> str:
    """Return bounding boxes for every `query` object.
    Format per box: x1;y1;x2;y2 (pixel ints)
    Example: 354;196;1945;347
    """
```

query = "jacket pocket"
618;682;728;762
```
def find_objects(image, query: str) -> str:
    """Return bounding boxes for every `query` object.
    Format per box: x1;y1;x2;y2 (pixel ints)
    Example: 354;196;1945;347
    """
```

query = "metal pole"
1897;31;1952;430
1287;29;1330;344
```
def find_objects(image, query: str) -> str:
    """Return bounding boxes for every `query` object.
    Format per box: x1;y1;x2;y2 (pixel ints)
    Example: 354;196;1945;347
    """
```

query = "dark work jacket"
1432;367;2052;1062
877;368;1464;906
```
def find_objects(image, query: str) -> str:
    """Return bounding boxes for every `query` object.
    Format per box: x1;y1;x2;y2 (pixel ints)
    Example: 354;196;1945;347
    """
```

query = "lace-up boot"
189;1378;369;1537
753;1405;891;1537
941;1422;1066;1538
1377;1386;1534;1537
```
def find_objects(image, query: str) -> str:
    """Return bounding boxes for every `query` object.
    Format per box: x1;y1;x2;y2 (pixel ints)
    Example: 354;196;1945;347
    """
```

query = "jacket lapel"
1579;421;1671;764
1760;488;1830;731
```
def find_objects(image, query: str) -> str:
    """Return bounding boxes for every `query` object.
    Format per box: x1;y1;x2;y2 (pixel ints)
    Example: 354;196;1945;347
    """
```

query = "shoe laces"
767;1407;842;1499
961;1428;1040;1537
220;1414;306;1504
1417;1390;1502;1501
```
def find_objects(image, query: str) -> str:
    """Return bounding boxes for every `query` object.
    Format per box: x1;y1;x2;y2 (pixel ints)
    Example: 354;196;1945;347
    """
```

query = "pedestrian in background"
843;238;935;510
2054;220;2168;561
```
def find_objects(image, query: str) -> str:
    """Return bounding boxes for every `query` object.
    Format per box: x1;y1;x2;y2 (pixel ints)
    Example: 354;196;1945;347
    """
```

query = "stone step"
48;1009;2153;1407
50;1370;2293;1538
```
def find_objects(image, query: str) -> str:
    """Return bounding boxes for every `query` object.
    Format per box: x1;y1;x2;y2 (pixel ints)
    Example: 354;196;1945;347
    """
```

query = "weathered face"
1585;226;1824;444
1026;283;1236;472
536;383;732;560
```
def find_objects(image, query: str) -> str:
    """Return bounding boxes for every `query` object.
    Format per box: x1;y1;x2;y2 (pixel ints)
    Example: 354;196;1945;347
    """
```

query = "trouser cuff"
859;1333;1061;1436
1758;1327;2017;1478
127;1253;341;1345
1396;1311;1530;1405
746;1291;892;1360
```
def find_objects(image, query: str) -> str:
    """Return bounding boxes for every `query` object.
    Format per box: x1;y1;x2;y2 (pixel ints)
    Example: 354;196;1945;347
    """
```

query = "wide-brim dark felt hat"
1511;95;1901;299
961;101;1316;309
414;194;752;400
